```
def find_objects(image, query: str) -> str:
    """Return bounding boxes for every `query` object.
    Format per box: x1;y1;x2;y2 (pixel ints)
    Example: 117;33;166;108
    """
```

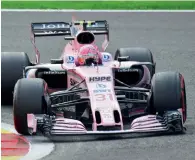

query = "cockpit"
75;45;102;66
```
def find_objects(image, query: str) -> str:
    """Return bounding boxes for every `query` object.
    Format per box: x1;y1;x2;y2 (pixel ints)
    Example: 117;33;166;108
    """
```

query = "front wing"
27;110;185;140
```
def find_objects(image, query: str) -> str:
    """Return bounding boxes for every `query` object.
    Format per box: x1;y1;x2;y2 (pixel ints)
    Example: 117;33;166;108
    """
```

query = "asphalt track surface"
2;11;195;160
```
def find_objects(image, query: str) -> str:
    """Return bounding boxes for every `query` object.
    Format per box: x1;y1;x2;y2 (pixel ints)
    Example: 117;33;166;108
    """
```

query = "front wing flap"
27;111;185;140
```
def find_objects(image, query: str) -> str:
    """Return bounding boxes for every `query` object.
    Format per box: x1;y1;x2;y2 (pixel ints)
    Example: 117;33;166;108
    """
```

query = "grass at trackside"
1;1;195;10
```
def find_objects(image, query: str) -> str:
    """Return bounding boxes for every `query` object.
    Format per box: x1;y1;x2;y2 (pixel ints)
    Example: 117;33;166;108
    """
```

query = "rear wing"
31;20;109;37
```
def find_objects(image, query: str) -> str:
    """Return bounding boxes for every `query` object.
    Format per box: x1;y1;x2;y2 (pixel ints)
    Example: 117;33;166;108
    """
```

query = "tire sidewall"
13;78;48;135
150;72;187;123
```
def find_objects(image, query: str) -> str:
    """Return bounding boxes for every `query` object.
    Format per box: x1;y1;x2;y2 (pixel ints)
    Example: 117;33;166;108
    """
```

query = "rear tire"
1;52;31;104
114;47;155;77
13;78;49;135
150;72;187;123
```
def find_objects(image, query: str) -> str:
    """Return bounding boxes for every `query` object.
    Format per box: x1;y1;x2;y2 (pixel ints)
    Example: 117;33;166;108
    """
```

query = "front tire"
13;78;49;135
150;72;187;123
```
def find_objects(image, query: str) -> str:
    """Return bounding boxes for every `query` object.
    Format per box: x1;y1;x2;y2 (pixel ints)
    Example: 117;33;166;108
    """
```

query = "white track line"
1;9;195;12
2;123;55;160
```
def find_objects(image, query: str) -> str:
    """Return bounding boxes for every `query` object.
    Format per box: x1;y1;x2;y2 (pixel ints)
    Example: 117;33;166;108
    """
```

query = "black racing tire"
1;52;31;104
114;47;155;77
13;78;49;135
150;72;187;123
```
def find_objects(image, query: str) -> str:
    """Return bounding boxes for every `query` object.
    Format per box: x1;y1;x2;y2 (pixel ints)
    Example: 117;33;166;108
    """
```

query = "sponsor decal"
96;83;106;88
117;68;139;72
89;76;111;82
42;31;67;35
43;71;66;74
75;21;95;27
102;54;111;62
42;23;67;29
86;21;98;27
66;56;75;63
93;83;110;93
93;89;111;93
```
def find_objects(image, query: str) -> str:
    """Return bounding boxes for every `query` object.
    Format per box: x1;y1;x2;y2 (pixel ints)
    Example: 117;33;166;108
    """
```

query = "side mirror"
51;59;63;64
117;56;130;62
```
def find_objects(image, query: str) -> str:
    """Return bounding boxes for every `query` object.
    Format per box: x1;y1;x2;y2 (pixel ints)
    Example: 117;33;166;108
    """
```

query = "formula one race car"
2;18;187;138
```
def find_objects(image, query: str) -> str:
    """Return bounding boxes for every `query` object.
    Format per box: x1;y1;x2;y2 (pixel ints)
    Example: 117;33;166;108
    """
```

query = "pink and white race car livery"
9;17;187;139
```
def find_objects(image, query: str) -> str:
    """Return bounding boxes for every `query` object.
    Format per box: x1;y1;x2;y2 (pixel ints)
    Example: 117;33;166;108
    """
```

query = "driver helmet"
75;45;102;66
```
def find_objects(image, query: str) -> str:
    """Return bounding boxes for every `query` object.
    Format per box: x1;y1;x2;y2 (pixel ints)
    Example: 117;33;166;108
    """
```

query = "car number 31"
94;93;114;101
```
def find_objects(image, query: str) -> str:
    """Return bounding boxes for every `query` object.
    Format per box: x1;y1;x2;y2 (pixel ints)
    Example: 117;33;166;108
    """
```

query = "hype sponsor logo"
93;83;111;93
89;76;111;82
